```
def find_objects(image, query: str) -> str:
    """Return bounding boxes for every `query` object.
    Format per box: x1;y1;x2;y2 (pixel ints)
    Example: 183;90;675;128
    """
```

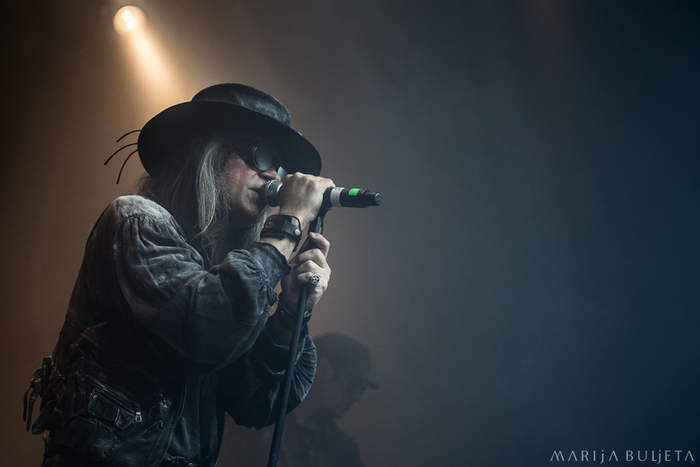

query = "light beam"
113;5;189;110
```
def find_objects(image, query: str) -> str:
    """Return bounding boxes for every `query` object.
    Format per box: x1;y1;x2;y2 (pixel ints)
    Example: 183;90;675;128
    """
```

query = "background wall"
2;1;699;465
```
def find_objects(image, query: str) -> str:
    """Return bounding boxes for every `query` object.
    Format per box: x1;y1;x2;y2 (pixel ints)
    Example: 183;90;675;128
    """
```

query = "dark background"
2;1;699;466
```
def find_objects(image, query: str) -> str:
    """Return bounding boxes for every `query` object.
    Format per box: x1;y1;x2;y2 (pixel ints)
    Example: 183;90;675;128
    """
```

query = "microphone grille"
263;180;282;206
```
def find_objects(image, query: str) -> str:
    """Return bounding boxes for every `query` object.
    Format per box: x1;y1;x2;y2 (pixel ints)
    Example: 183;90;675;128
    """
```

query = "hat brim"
138;100;321;177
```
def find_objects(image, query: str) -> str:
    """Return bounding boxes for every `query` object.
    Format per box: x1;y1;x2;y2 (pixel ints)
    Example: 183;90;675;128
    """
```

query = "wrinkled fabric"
44;195;317;467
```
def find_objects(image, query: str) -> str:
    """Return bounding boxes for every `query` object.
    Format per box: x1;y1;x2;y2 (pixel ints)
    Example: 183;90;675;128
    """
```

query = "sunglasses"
233;140;283;173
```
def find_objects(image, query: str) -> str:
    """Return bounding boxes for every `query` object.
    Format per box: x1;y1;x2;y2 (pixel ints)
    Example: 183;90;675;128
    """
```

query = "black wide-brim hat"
137;83;322;178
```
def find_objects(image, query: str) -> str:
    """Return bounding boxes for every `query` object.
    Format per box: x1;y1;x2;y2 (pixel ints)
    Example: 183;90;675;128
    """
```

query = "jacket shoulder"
91;195;184;242
106;195;173;223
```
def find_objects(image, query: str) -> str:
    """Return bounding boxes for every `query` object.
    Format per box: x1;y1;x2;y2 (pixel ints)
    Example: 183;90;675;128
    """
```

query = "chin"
247;199;268;221
249;207;269;226
244;206;270;234
332;404;352;419
231;203;265;226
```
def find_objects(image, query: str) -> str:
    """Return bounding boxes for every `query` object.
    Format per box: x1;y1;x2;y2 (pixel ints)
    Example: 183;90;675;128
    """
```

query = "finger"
291;248;328;269
307;232;330;256
293;259;328;277
296;271;328;287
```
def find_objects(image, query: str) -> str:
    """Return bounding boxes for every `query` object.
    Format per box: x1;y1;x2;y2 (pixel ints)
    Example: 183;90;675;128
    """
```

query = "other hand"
280;232;331;312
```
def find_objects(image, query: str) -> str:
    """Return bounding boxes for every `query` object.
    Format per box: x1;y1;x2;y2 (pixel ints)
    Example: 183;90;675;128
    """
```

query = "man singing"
25;83;335;467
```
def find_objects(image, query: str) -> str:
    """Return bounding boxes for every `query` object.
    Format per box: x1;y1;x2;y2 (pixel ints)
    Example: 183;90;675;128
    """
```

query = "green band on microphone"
348;188;361;196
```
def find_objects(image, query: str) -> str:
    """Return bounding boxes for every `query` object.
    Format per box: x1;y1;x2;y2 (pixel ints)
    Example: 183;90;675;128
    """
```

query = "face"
220;150;280;225
331;372;368;418
314;359;369;419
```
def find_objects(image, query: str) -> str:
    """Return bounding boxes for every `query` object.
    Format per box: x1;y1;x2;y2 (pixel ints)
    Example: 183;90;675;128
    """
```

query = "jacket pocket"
87;385;143;431
50;364;178;467
52;371;150;463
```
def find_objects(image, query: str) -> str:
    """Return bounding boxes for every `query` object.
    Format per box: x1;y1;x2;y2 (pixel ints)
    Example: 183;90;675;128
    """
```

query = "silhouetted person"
218;332;378;467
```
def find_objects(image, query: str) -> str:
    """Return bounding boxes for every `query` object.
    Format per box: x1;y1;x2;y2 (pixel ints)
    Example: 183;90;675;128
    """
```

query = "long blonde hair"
138;137;266;265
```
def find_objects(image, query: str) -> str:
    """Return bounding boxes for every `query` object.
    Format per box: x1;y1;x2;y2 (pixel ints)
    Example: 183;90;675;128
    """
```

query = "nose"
259;166;280;181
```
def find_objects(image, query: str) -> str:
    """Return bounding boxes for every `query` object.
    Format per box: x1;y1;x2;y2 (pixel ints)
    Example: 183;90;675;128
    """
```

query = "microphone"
263;180;382;208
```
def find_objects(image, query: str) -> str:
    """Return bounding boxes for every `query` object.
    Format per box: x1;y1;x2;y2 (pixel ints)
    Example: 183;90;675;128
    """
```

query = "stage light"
112;4;188;111
113;5;145;35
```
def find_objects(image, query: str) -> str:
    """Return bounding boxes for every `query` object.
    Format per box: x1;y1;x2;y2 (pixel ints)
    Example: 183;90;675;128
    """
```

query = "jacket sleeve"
112;210;290;370
218;317;317;428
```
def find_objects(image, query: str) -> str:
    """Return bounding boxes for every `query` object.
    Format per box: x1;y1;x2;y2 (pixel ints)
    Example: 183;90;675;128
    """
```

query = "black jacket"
38;195;317;467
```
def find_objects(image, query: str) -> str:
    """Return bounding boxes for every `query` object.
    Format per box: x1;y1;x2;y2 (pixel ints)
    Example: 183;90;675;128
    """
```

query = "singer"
26;84;335;467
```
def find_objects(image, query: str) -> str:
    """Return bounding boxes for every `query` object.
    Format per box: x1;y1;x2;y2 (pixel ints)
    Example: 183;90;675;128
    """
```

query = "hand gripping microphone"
263;180;382;208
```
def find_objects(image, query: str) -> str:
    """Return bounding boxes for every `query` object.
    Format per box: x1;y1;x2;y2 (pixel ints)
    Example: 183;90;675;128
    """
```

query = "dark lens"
251;142;280;172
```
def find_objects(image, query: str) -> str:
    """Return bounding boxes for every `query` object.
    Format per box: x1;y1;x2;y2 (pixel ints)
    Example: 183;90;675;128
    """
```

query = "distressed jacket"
38;195;317;467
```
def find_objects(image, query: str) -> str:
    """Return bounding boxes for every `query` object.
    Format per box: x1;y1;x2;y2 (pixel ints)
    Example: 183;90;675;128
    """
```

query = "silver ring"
309;274;320;286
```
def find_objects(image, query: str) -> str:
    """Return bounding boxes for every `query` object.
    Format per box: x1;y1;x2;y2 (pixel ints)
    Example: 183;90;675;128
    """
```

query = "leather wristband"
261;214;303;251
